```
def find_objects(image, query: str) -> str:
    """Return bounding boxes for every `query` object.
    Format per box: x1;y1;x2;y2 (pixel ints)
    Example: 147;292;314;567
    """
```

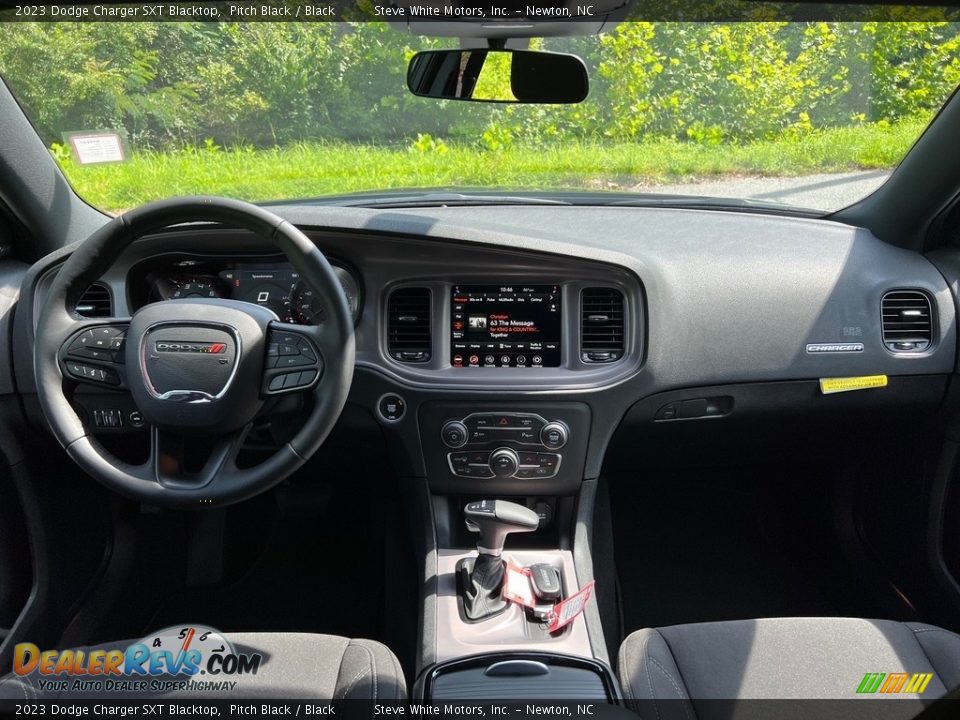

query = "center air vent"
75;283;112;317
581;287;624;362
387;287;431;363
882;290;933;352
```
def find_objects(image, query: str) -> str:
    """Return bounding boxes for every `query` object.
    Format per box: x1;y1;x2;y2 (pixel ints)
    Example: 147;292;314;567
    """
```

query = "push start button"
377;393;406;422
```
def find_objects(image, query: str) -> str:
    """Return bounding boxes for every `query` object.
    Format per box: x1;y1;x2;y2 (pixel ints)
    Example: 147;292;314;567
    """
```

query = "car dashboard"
12;203;958;498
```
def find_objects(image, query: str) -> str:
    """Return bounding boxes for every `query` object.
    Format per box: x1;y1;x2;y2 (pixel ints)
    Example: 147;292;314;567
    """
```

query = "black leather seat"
618;617;960;719
0;633;406;701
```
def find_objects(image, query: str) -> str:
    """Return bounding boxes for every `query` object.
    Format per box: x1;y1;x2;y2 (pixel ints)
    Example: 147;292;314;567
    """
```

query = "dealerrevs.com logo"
155;342;227;354
12;626;260;694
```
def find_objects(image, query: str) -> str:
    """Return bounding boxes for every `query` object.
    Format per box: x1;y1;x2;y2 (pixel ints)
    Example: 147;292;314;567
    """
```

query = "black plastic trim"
415;651;622;702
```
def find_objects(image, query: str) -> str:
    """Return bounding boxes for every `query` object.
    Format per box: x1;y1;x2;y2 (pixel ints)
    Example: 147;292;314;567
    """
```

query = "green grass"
59;120;927;213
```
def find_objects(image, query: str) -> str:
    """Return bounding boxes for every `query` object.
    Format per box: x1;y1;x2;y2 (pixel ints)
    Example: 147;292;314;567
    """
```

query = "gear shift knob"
464;500;540;556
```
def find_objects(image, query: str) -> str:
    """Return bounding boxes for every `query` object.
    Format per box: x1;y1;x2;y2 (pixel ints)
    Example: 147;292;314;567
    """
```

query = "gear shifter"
460;500;539;621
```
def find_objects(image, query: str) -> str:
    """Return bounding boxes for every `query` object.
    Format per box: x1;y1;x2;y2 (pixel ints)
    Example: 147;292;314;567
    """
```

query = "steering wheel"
34;197;355;508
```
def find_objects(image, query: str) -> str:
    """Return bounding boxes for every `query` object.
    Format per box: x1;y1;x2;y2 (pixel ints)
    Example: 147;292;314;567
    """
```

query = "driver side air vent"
882;290;933;353
581;287;624;363
387;287;431;363
75;283;112;318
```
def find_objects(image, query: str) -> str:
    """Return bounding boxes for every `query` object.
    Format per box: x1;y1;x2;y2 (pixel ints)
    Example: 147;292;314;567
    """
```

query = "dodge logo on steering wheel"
155;341;228;354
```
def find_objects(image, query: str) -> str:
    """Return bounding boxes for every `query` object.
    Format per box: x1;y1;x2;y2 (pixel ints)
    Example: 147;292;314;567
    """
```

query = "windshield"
1;21;959;214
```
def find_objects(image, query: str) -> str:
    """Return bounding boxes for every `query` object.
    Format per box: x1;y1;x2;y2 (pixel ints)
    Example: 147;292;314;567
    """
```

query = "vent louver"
388;287;431;363
75;283;112;318
882;290;933;352
581;287;624;363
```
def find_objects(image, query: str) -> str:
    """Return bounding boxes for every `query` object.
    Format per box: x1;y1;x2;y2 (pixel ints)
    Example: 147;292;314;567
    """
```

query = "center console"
416;652;619;701
418;497;620;703
413;397;616;700
376;265;641;704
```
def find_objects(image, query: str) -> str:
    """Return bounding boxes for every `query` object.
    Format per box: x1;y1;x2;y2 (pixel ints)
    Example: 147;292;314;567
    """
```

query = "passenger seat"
618;617;960;719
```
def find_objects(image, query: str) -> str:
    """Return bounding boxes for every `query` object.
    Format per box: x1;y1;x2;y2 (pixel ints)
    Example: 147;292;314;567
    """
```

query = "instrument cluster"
131;256;361;326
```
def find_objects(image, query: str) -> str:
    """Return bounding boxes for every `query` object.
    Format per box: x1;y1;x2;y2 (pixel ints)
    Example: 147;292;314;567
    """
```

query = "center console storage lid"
416;652;620;701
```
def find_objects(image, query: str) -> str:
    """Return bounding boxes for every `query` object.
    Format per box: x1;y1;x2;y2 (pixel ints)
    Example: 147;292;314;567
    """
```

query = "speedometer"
291;266;360;325
170;279;223;299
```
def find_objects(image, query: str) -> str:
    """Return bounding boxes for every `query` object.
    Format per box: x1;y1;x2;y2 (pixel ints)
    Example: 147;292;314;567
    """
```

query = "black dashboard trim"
14;205;957;404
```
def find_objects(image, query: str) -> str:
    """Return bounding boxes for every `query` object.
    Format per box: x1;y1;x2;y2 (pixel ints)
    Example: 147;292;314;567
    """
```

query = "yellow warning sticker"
819;375;888;395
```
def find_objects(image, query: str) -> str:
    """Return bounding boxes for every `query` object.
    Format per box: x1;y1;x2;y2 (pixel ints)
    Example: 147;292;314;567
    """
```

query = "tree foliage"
1;21;958;150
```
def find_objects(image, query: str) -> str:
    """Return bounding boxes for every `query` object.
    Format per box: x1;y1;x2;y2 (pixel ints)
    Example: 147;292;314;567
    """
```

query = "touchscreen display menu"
451;285;561;368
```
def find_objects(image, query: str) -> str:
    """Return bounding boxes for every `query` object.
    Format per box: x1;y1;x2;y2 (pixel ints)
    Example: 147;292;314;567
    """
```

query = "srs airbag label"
806;343;864;353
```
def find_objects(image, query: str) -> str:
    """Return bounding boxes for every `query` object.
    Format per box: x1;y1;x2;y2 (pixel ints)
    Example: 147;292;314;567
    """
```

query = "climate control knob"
540;421;569;450
441;420;469;448
489;447;520;478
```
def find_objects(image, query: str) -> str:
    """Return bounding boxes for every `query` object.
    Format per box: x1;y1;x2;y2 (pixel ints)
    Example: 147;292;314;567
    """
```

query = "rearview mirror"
406;49;588;104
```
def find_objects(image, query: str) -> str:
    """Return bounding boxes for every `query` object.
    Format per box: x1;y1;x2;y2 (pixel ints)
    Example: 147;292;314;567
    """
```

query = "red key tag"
502;560;538;609
547;580;595;633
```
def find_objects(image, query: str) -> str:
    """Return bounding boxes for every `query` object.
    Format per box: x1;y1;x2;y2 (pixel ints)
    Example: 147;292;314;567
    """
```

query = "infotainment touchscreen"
451;285;561;368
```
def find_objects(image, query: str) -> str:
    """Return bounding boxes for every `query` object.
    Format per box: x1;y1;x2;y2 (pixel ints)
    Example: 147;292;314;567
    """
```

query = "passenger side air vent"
387;287;431;363
75;283;112;318
581;287;624;363
882;290;933;352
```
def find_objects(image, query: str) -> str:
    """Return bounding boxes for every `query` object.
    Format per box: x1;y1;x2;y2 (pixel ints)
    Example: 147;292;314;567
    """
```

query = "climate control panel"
439;412;570;480
447;449;562;479
421;402;590;494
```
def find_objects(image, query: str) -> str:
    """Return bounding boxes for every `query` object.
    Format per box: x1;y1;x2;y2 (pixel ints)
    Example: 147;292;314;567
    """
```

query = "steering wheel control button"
267;369;319;392
262;329;323;395
540;421;569;449
65;360;120;386
70;330;94;347
377;394;406;422
271;332;302;346
441;420;468;448
297;339;317;361
91;326;122;343
277;354;313;368
70;345;112;362
67;326;128;365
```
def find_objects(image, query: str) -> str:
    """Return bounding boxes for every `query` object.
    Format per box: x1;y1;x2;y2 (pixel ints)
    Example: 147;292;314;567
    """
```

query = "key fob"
530;563;562;601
